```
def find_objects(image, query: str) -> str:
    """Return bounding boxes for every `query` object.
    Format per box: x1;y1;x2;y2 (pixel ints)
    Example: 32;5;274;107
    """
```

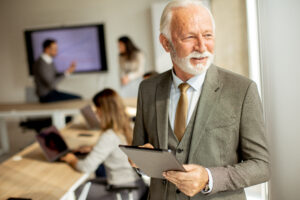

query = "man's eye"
184;36;194;40
204;34;213;38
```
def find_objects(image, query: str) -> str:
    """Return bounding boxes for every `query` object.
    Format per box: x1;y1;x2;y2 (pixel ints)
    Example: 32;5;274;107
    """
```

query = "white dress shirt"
168;69;213;193
168;70;206;130
41;53;53;64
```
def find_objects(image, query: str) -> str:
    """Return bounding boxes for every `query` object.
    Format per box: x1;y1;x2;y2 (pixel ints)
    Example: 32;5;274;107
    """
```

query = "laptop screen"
80;105;101;129
36;126;69;162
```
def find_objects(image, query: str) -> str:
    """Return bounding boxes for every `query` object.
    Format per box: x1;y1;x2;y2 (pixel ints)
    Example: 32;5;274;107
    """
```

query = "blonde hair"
93;89;133;144
160;0;215;40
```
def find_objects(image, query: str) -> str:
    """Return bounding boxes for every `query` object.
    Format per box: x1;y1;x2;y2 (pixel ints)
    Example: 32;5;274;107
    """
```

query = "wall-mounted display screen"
24;24;107;75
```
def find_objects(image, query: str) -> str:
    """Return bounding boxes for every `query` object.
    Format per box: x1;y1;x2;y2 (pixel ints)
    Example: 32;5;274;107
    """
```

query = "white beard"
170;47;214;75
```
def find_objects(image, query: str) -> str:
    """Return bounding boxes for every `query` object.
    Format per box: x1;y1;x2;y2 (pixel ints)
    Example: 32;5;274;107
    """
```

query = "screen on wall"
24;24;107;75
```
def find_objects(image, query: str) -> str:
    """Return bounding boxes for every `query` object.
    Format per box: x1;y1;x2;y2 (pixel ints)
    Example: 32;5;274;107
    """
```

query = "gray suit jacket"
133;65;270;200
33;57;64;97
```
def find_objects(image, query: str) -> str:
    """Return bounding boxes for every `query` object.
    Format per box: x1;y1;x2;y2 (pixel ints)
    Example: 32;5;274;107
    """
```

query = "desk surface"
0;99;90;112
0;98;136;113
0;127;100;200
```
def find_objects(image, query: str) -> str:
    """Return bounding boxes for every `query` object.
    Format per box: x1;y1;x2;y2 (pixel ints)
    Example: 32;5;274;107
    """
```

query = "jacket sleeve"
36;62;64;89
208;82;270;194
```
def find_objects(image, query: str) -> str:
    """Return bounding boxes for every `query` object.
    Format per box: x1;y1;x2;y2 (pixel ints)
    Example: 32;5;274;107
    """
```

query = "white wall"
212;0;249;77
258;0;300;199
0;0;167;103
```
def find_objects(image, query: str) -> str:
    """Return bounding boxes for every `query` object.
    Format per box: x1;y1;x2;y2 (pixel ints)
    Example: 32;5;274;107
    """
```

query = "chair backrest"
78;181;92;200
107;185;138;200
25;86;38;103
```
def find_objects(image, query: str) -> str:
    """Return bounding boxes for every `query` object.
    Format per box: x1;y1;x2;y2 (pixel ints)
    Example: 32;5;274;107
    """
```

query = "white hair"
160;0;215;40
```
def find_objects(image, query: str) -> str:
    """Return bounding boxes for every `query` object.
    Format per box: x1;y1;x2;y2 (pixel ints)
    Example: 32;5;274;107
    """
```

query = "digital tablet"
119;145;186;179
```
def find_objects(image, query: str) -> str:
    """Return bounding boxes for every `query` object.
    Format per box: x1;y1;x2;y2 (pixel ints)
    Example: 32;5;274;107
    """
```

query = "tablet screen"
119;145;185;179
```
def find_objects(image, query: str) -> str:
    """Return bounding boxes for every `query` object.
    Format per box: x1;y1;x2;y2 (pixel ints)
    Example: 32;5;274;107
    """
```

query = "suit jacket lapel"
188;65;223;161
155;70;172;149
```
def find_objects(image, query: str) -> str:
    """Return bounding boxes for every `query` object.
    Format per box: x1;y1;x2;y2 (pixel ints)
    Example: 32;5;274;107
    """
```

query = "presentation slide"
31;27;102;73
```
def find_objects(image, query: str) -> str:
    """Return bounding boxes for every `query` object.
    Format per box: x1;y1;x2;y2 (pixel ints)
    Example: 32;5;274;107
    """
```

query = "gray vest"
165;97;201;200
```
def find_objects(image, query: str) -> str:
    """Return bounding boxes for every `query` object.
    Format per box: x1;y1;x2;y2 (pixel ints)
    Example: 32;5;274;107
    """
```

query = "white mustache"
187;51;212;59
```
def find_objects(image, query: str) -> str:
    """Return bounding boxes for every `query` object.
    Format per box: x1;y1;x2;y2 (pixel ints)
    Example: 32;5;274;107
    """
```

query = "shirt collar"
41;53;53;64
171;68;207;91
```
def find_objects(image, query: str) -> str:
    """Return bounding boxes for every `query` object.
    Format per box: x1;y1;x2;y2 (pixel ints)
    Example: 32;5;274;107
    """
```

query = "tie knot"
178;83;190;93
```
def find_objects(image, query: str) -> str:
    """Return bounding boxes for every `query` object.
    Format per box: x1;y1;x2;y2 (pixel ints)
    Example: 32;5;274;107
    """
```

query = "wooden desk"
0;100;90;155
122;97;137;108
0;127;100;200
0;97;136;156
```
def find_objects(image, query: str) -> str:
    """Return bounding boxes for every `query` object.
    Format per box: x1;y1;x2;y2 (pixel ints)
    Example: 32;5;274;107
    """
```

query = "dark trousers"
39;90;81;103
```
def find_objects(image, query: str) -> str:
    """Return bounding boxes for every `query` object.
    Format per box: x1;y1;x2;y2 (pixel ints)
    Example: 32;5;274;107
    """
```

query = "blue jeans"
39;90;81;103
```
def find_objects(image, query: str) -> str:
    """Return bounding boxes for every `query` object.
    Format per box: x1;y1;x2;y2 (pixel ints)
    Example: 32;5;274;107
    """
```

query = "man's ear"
159;34;171;52
44;48;49;55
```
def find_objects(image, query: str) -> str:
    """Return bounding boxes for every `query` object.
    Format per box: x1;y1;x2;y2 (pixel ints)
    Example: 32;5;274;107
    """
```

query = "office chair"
76;178;143;200
106;185;138;200
78;182;92;200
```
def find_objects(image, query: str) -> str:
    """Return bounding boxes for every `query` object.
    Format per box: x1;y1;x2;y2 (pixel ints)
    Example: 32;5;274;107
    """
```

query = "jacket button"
176;189;181;194
162;180;167;185
177;148;183;153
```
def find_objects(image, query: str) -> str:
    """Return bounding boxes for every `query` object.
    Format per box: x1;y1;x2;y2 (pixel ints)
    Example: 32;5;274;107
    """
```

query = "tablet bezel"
119;145;186;179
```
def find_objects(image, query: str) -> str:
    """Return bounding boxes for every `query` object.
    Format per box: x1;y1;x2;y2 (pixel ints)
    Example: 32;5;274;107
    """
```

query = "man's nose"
194;35;206;53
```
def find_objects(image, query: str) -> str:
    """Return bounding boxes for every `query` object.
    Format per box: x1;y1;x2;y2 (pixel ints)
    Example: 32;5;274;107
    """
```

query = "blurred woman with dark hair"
118;36;145;86
61;88;146;199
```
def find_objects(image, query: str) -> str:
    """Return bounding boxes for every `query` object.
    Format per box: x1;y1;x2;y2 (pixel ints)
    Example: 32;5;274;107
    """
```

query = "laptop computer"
36;126;71;162
80;105;101;130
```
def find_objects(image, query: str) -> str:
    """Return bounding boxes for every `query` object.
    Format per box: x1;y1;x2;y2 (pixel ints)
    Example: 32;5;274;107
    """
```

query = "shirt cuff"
64;71;70;77
201;168;213;194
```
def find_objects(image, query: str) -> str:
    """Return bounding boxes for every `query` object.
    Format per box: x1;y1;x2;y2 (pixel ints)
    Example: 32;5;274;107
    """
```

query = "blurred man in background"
33;39;81;103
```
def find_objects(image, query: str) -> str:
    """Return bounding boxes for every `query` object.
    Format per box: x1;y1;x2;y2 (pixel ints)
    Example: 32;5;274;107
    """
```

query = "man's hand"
128;143;154;168
139;143;154;149
66;61;76;74
163;164;209;197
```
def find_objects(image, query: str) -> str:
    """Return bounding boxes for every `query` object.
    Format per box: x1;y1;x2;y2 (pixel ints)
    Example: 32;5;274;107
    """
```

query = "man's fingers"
165;170;196;182
165;171;187;181
163;173;181;185
139;143;154;149
182;164;202;171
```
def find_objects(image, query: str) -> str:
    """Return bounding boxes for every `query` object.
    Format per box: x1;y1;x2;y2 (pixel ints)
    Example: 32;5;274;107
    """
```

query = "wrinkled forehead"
170;5;213;35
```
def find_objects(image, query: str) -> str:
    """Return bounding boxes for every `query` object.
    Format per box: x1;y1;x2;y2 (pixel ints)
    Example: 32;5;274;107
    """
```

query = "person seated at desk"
33;39;82;103
61;88;146;199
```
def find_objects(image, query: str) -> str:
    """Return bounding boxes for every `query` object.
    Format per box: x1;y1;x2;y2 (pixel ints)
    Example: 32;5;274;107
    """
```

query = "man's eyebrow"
202;30;214;34
182;31;197;35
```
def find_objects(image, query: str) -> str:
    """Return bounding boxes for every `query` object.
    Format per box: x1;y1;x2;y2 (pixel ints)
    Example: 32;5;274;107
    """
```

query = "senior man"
132;0;270;199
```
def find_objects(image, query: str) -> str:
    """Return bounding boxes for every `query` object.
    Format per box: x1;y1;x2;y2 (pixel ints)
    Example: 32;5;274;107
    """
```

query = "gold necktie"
174;83;190;141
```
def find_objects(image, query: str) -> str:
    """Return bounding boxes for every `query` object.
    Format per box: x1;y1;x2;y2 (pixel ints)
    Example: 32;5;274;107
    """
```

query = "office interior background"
0;0;299;199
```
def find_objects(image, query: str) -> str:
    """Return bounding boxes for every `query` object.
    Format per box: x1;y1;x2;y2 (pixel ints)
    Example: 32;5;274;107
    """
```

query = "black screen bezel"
24;23;108;75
